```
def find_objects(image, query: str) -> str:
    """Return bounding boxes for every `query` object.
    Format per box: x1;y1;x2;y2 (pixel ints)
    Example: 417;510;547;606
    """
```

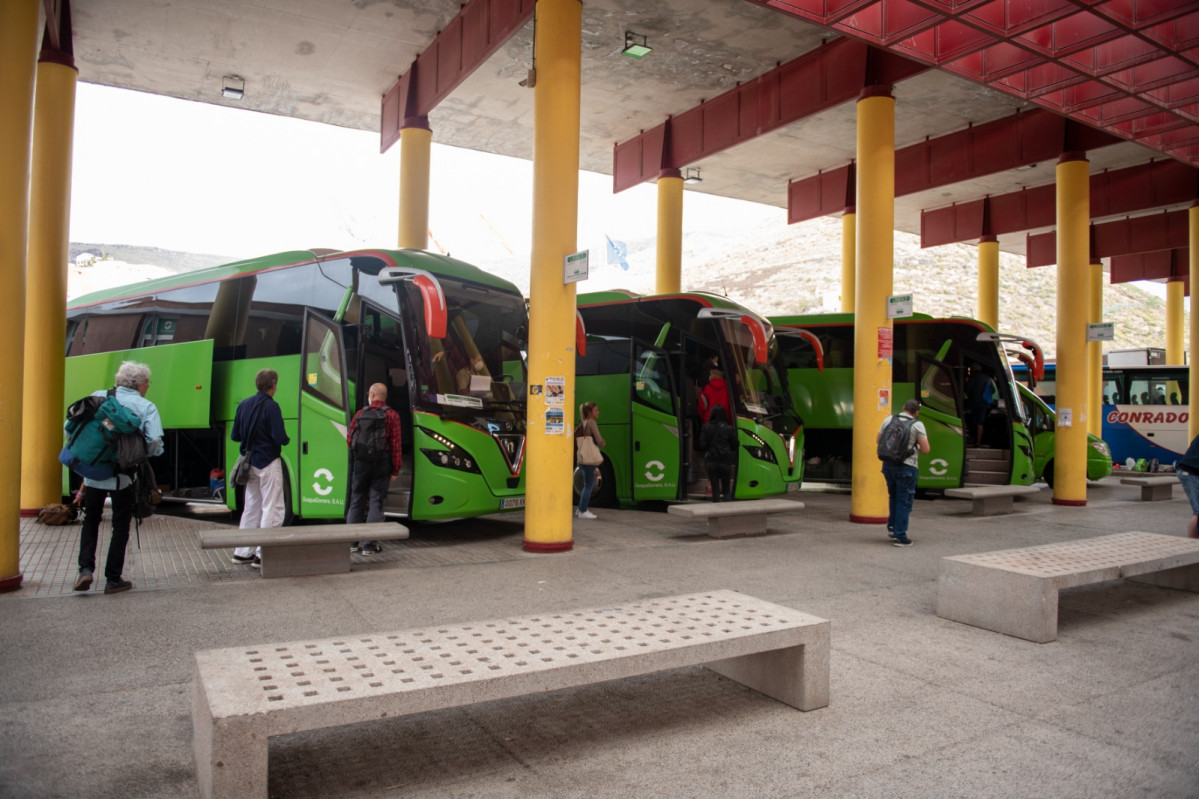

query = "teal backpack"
59;391;143;481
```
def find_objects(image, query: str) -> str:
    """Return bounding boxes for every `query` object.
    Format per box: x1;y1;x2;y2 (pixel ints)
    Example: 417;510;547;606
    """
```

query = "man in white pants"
231;369;290;566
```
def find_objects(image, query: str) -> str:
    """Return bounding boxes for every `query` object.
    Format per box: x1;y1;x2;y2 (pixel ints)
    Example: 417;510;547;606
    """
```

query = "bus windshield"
399;278;528;427
713;317;787;425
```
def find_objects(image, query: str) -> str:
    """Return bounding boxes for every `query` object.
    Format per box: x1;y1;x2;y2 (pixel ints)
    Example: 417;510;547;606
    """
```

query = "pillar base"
849;514;888;524
19;508;39;517
1051;498;1087;507
0;573;23;593
523;539;574;553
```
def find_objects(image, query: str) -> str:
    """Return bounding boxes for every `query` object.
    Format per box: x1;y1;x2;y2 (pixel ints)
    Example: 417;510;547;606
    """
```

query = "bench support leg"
260;542;351;578
937;560;1058;642
1128;562;1199;592
194;677;269;799
1141;485;1174;501
707;514;769;539
707;622;830;711
973;496;1015;516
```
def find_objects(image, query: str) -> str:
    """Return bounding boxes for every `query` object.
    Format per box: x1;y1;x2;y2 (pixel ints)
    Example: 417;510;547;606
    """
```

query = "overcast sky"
69;82;778;266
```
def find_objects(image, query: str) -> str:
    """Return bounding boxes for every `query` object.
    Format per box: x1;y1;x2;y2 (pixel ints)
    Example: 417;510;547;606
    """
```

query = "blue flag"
605;235;630;271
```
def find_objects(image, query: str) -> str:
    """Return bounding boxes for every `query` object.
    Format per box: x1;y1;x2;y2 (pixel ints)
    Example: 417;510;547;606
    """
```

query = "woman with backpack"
71;361;163;595
698;404;739;502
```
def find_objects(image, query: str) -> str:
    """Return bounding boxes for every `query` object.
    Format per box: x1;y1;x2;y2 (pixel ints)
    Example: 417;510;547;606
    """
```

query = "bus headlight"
418;427;481;474
1089;439;1111;458
743;432;777;464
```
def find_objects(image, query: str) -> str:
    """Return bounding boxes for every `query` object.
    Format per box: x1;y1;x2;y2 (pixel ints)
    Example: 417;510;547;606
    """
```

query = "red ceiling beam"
1110;250;1189;292
921;158;1199;248
1025;208;1191;267
612;38;927;193
380;0;535;154
748;1;1199;168
789;108;1120;224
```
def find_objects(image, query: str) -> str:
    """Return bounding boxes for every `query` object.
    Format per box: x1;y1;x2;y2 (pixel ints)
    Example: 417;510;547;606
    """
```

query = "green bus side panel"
631;403;680;501
578;373;635;503
64;340;215;429
789;368;854;428
914;406;963;489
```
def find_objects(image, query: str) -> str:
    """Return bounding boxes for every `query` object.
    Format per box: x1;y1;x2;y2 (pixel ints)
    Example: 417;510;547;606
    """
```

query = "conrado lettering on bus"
1106;410;1189;425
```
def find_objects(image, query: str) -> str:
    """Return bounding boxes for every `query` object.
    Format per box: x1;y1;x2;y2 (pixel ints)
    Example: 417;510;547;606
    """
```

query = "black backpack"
351;407;390;463
877;414;917;465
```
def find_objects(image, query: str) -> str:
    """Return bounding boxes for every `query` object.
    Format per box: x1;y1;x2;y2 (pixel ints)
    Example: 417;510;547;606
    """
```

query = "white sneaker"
579;511;597;520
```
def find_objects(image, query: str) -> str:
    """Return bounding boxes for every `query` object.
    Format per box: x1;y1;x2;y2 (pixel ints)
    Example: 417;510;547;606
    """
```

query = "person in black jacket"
698;404;739;502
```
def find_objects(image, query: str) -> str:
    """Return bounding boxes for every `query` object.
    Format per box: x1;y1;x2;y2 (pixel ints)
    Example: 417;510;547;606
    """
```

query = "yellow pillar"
22;54;78;513
523;0;580;552
841;209;855;312
849;87;894;524
1190;204;1199;440
0;0;39;592
1053;153;1090;506
397;121;431;250
655;170;683;294
1087;259;1103;440
977;235;999;329
1166;278;1184;365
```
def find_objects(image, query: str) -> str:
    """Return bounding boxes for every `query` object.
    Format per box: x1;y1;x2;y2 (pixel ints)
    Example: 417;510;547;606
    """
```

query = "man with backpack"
230;369;290;566
698;404;739;502
69;362;163;594
876;398;930;547
345;383;402;554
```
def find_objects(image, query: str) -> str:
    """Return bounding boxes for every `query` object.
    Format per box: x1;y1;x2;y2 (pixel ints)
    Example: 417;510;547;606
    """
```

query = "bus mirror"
576;310;587;357
696;307;769;364
379;267;448;339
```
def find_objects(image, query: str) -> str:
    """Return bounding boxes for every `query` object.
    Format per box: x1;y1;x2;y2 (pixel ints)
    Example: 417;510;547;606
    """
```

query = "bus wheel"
1042;461;1055;489
591;459;617;508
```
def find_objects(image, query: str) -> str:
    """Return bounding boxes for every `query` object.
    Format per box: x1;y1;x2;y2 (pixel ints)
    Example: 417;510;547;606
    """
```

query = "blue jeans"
1178;467;1199;515
577;465;598;513
882;462;918;540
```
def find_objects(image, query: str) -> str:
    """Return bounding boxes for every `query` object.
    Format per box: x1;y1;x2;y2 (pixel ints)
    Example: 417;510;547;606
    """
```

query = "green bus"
64;248;529;522
575;290;806;505
771;313;1047;488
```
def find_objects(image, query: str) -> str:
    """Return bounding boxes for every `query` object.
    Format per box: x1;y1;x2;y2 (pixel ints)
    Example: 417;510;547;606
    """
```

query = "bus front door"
630;339;682;501
353;299;413;517
299;310;352;519
914;356;964;489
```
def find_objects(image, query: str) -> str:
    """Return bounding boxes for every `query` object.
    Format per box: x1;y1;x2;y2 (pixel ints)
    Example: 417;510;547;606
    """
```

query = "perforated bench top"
194;590;826;727
942;531;1199;580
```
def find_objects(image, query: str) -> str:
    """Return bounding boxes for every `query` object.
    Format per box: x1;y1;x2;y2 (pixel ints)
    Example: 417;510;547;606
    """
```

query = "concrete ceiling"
70;0;1173;258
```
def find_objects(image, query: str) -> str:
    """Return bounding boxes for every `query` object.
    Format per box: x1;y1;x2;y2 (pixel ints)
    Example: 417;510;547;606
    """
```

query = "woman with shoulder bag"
575;401;606;520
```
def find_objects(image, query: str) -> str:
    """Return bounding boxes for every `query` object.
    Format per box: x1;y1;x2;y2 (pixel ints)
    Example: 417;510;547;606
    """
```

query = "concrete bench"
937;531;1199;642
197;523;408;578
667;498;805;538
193;589;830;798
943;484;1042;516
1120;476;1176;501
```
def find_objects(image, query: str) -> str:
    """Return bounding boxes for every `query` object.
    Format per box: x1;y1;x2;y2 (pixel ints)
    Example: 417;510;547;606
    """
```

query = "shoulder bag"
576;422;603;466
232;402;265;486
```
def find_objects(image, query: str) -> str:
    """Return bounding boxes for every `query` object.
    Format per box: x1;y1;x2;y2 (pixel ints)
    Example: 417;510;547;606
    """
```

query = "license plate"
500;497;525;509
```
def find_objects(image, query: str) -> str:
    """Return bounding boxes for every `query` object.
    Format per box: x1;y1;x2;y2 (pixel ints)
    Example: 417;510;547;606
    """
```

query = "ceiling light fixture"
683;167;702;185
622;32;652;59
221;75;245;100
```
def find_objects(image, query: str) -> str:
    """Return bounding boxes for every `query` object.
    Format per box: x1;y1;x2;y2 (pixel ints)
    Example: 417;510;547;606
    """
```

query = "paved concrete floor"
1;477;1197;798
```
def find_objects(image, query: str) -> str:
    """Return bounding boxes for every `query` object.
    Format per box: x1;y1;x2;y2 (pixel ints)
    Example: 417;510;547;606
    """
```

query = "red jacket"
698;377;734;424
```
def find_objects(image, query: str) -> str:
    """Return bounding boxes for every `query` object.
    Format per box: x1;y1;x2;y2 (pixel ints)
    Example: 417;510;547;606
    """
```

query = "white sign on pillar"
887;293;913;319
564;250;589;284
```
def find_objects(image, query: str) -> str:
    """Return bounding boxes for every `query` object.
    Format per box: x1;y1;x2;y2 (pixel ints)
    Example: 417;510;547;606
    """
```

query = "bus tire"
1042;461;1055;489
591;458;617;508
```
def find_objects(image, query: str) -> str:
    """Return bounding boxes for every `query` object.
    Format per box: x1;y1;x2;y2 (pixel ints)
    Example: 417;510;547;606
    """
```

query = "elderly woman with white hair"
73;361;164;595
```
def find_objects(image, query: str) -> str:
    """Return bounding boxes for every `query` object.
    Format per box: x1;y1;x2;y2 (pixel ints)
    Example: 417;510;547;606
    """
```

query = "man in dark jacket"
230;369;290;566
345;383;403;553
